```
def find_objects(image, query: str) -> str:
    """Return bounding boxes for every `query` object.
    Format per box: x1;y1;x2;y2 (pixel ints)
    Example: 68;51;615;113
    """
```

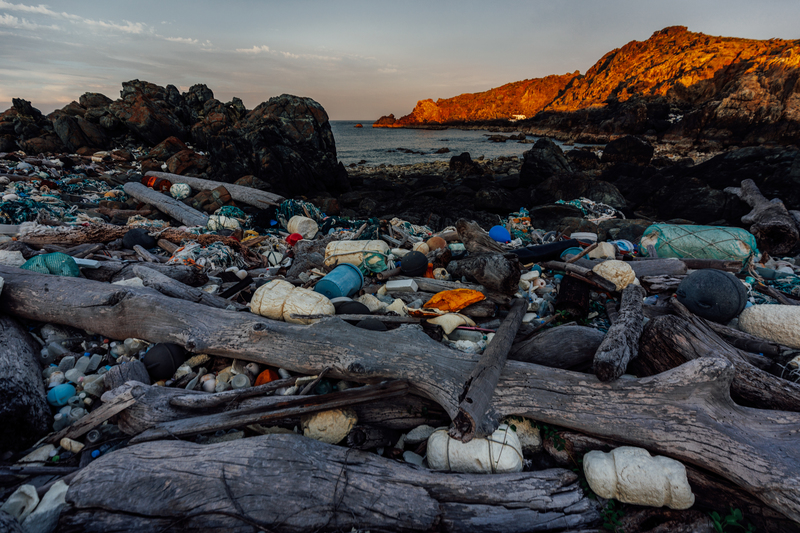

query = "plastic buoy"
400;251;428;277
142;343;187;381
489;225;512;243
676;269;747;324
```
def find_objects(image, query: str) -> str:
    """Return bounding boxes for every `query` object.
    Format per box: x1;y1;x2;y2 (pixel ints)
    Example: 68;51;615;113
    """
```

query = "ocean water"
330;120;566;167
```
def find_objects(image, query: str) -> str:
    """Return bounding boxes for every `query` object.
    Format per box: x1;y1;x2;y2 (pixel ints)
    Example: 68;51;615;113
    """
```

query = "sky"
1;0;799;120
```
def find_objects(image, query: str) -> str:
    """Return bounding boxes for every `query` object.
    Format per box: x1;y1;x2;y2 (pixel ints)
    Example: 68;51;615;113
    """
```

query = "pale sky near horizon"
1;0;798;120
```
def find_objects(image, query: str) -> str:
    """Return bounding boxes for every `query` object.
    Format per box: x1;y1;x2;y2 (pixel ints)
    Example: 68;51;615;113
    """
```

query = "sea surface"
330;120;578;167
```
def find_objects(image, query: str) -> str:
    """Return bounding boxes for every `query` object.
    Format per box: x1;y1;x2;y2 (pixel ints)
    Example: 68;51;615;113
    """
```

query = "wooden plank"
46;387;137;444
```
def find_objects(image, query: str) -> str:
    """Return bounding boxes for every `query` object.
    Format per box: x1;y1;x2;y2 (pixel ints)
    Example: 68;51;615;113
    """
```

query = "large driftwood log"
0;314;50;451
1;267;800;522
145;170;285;208
59;435;599;533
446;253;521;294
509;325;605;370
449;298;527;441
18;223;255;260
132;264;245;310
455;218;506;254
83;261;208;286
124;182;208;227
724;178;800;255
631;313;800;412
109;381;449;435
593;284;646;381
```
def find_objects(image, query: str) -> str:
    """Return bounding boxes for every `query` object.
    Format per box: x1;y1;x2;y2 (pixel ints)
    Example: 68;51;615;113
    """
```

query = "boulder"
519;138;572;187
528;204;586;231
601;135;654;165
79;92;113;109
533;173;627;211
148;136;188;161
52;113;90;152
449;152;483;175
566;148;602;171
109;80;187;145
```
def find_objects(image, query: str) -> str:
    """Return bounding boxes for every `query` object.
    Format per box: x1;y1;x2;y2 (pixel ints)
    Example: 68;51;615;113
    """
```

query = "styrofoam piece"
592;260;638;290
72;258;100;269
738;304;800;349
584;446;695;509
386;279;418;293
20;480;68;533
427;424;523;474
0;484;39;522
302;408;357;444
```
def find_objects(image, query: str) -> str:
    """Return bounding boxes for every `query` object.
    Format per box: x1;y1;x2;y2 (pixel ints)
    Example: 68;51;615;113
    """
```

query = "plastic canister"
559;247;584;260
609;239;635;255
324;240;390;269
47;384;76;406
287;216;319;239
315;263;364;299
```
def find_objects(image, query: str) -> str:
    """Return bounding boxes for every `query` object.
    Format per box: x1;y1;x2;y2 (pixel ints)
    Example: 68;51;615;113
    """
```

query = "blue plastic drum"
315;263;364;299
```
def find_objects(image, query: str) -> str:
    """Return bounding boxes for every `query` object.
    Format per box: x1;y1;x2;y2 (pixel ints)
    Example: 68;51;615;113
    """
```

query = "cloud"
236;44;270;54
0;12;59;30
0;1;80;21
166;36;198;45
81;18;146;34
378;68;398;74
279;51;341;61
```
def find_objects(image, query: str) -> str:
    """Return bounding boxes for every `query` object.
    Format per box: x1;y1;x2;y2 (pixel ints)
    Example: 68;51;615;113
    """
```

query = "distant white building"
510;114;526;122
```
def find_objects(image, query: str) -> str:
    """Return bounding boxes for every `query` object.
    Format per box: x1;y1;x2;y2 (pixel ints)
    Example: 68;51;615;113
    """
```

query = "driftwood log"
449;298;527;442
132;264;245;310
123;182;209;227
145;170;285;208
0;314;50;450
59;435;600;533
631;312;800;412
446;253;521;294
82;261;208;286
593;284;646;381
509;325;605;370
724;178;800;255
1;268;800;522
455;218;505;254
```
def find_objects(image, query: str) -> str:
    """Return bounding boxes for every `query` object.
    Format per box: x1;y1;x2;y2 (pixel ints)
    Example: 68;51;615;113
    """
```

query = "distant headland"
374;26;800;147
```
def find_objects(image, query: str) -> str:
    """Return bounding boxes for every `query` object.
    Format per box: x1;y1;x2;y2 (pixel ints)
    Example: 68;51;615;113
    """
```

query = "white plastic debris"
0;484;39;522
583;446;695;509
738;304;800;349
301;408;358;444
427;424;523;474
592;260;638;291
21;479;69;533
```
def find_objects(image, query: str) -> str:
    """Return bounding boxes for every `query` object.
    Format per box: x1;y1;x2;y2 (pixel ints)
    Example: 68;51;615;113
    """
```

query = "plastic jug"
315;263;364;299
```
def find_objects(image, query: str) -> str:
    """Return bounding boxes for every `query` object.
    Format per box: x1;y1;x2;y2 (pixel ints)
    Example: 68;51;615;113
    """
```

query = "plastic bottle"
82;374;105;397
73;354;91;375
68;407;87;425
109;342;130;359
64;368;85;383
86;353;103;373
52;413;69;432
58;355;76;372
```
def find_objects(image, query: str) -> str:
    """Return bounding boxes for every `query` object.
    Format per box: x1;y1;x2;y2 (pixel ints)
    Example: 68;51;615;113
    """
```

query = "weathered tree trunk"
631;313;800;412
447;253;521;294
509;325;605;370
455;218;506;254
449;298;527;441
103;360;150;391
145;171;285;208
132;265;244;310
82;261;208;286
724;178;800;255
1;267;800;522
59;435;599;533
124;182;209;227
593;284;645;381
0;314;50;451
18;223;254;259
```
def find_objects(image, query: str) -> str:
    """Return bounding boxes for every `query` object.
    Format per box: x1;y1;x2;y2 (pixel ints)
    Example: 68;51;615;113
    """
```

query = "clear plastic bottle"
68;407;87;425
87;353;103;372
58;355;76;372
52;413;69;432
64;368;85;383
73;354;91;375
82;374;105;397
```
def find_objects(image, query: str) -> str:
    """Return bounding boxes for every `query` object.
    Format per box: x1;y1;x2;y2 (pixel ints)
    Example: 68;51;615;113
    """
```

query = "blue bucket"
315;263;364;299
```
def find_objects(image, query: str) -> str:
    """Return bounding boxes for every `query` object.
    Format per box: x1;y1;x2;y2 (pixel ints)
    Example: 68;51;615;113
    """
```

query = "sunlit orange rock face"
376;26;800;144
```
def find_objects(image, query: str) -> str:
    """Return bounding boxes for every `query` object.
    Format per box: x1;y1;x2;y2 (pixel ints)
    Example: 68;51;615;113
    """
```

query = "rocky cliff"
376;26;800;145
0;81;348;196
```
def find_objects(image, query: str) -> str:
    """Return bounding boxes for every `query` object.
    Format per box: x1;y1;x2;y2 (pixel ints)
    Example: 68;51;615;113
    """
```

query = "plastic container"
324;240;390;269
141;175;171;192
639;224;758;264
488;225;512;243
315;263;364;299
251;280;335;324
47;384;76;407
559;247;584;260
231;374;250;389
511;239;580;264
287;215;319;239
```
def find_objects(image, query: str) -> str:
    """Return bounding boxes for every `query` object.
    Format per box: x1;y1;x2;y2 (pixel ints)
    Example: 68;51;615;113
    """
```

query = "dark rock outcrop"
449;152;484;175
601;135;654;165
519;138;573;186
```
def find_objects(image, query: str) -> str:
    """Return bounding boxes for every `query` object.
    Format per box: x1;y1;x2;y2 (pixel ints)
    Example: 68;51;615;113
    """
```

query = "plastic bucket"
315;263;364;299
